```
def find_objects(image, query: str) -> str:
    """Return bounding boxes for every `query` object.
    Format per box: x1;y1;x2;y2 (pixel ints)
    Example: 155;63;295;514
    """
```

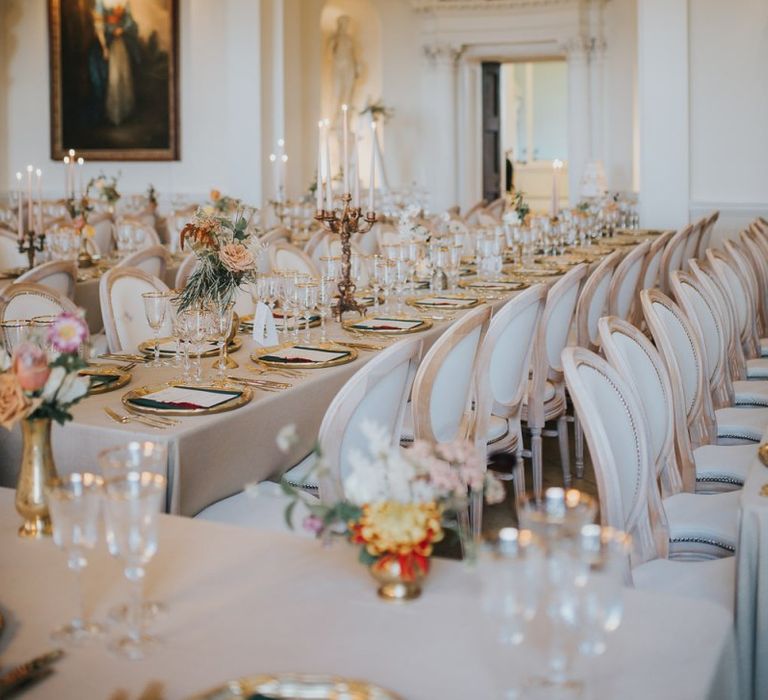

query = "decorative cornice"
411;0;576;11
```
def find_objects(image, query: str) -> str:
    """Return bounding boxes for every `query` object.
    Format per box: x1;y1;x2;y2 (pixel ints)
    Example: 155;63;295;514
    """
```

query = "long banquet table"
0;488;739;699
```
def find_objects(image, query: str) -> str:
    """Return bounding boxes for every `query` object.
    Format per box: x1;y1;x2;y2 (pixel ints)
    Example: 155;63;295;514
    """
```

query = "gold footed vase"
15;418;58;539
369;556;429;602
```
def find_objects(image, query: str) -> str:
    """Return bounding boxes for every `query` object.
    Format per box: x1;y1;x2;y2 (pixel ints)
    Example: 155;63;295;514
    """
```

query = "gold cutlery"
0;649;63;696
104;407;167;429
247;366;306;379
334;340;386;351
124;406;179;426
98;353;148;363
227;376;291;391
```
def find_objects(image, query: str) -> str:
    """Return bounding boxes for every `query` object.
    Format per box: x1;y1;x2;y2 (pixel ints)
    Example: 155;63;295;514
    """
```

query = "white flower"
57;375;89;405
40;366;66;402
276;423;299;453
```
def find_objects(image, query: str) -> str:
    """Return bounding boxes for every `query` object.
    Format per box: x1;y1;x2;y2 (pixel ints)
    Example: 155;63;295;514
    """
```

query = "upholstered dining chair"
100;266;172;352
724;238;765;340
260;227;292;247
571;249;623;476
597;316;739;559
473;284;547;487
16;260;77;300
524;263;587;497
116;245;170;280
196;337;423;529
680;218;704;273
658;225;690;294
741;230;768;340
268;242;319;277
0;282;79;322
87;212;116;257
696;211;719;259
114;220;162;251
628;230;675;326
608;239;650;321
642;288;768;446
562;346;735;612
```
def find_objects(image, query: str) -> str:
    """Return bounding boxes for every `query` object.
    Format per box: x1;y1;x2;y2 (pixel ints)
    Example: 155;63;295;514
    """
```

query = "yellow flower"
84;225;95;238
351;501;443;557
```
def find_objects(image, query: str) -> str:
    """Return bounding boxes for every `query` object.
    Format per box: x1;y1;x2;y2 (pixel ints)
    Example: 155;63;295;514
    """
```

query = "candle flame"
68;148;75;157
277;138;285;147
341;104;348;112
269;153;276;162
15;172;22;181
26;164;33;173
63;157;70;164
317;120;324;128
281;154;288;163
553;158;564;169
77;157;84;165
323;118;330;127
35;168;42;177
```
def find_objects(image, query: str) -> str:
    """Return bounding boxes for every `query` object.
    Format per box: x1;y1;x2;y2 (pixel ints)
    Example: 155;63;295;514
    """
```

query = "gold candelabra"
18;229;45;270
316;193;376;320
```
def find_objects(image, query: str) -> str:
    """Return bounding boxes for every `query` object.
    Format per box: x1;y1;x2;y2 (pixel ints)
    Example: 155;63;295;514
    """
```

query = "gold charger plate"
601;236;637;247
252;342;358;369
240;313;321;331
406;294;480;310
459;277;530;291
342;315;433;335
567;245;614;256
535;254;588;267
189;673;403;700
122;381;253;416
138;336;243;358
80;365;131;395
758;443;768;467
615;228;665;237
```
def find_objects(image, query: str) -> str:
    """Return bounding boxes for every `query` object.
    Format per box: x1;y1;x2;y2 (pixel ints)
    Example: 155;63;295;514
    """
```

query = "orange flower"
210;189;221;202
180;221;217;251
0;373;31;430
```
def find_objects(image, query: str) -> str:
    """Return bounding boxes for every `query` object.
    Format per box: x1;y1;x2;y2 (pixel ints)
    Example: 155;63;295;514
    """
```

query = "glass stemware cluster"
45;441;168;661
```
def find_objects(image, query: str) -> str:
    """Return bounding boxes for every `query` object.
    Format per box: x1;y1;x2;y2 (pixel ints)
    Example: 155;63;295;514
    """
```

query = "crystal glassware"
186;306;212;383
211;303;235;381
1;319;30;355
46;472;106;645
102;470;166;660
296;281;318;344
142;291;170;368
316;276;335;343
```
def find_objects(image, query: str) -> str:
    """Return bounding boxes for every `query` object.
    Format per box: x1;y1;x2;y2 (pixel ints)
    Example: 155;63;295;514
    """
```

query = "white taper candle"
342;104;349;194
368;122;377;213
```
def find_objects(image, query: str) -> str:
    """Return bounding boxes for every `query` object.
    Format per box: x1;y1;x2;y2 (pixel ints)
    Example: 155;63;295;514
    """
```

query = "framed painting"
48;0;179;160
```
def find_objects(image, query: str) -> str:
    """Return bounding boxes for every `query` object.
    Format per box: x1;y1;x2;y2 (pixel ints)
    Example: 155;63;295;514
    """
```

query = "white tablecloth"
0;489;738;699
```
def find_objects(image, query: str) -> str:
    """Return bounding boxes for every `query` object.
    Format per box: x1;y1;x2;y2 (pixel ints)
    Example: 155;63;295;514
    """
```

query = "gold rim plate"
81;366;132;395
240;314;321;330
459;278;530;291
138;336;243;358
252;342;358;369
188;673;403;700
122;381;253;416
505;265;563;277
342;315;433;335
405;294;480;310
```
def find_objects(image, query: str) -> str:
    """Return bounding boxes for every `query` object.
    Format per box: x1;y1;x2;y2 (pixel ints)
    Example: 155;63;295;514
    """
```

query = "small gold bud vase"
15;417;58;538
369;556;429;601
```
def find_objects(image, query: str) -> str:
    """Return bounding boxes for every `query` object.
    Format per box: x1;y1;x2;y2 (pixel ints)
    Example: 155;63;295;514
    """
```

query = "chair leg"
531;427;543;501
574;415;584;479
557;414;571;487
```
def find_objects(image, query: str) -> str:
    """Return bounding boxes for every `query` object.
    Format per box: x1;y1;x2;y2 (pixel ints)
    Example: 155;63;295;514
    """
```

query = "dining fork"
124;406;179;426
247;366;305;379
104;407;167;429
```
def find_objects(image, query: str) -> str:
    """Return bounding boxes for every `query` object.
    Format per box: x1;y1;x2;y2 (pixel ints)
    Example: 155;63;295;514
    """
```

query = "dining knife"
0;649;63;697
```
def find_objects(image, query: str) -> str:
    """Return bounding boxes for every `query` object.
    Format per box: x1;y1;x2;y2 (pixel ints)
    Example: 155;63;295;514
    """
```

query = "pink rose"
12;343;50;392
218;243;255;273
302;514;324;536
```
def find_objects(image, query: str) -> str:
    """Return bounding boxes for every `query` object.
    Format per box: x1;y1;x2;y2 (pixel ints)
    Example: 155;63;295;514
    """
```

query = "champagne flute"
142;291;170;368
211;303;235;381
296;281;318;344
103;471;166;660
371;256;387;312
317;276;335;343
1;319;30;355
187;306;212;383
46;473;106;644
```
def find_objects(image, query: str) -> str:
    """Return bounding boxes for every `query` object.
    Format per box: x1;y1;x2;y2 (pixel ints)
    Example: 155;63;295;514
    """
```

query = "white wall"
0;0;262;202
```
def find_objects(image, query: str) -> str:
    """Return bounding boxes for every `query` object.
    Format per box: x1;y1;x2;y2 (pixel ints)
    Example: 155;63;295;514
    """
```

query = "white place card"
352;317;423;330
140;386;240;408
252;302;279;348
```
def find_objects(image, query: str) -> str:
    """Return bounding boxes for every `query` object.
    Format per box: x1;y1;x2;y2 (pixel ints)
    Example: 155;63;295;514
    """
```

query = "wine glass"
1;319;30;355
316;276;335;343
211;303;235;381
319;256;339;281
187;306;212;383
296;281;318;344
102;470;167;660
46;473;106;645
371;255;387;312
393;257;410;313
142;291;170;368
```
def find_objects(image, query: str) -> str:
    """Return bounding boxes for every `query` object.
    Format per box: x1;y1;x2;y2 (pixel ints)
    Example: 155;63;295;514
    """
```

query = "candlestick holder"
316;193;376;320
18;229;45;271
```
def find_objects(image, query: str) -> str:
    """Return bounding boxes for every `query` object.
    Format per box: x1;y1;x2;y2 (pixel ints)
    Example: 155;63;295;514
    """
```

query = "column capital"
423;43;466;67
560;37;590;61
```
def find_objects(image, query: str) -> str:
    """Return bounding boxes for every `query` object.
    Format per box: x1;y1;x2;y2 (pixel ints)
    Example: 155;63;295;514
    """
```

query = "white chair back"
724;239;762;352
87;213;115;256
411;305;492;445
165;206;197;253
681;219;704;272
0;282;79;322
116;244;170;280
114;220;161;252
268;242;319;276
659;226;690;294
260;227;291;246
15;260;77;299
562;346;663;568
697;211;719;259
740;231;768;333
175;253;198;289
608;240;650;321
317;337;423;502
575;250;623;350
100;267;172;352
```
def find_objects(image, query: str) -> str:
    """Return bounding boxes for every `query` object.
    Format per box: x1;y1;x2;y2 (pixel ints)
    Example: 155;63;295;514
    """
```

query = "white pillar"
456;55;482;212
637;0;689;228
589;39;606;163
423;44;462;212
564;38;590;204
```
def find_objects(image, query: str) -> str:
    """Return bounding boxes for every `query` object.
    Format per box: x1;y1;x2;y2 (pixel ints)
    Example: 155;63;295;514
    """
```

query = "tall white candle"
551;159;563;217
323;119;333;209
280;154;288;203
26;165;33;231
77;157;84;197
15;172;23;240
67;149;75;199
341;104;349;194
63;157;70;198
368;122;377;213
269;153;277;201
353;136;360;209
35;168;42;233
316;121;324;211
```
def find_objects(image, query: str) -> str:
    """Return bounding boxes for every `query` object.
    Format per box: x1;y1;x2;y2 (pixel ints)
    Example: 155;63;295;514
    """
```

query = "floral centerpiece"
280;421;505;600
90;173;121;205
0;313;91;538
209;188;242;214
176;207;262;312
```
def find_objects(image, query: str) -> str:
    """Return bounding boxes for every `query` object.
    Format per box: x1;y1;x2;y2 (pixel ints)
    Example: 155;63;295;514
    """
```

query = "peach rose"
0;373;31;430
218;243;255;273
12;343;50;392
210;189;221;202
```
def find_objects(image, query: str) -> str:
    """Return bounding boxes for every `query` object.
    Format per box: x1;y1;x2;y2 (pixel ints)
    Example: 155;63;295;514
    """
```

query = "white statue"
329;15;359;120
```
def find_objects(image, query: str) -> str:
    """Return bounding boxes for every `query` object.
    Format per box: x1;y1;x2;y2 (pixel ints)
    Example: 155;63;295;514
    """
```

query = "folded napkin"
351;318;424;331
259;345;350;364
86;373;121;387
127;385;242;411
